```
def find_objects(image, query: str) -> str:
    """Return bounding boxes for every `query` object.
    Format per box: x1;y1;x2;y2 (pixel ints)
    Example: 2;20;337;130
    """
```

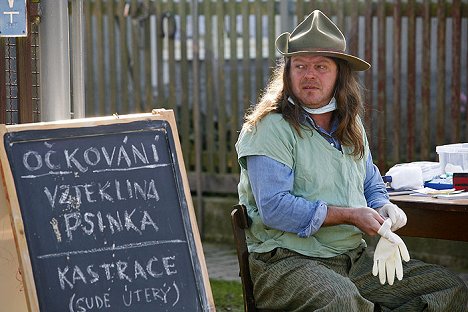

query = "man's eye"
295;64;305;69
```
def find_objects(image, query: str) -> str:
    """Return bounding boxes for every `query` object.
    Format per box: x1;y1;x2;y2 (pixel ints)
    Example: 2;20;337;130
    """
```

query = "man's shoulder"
237;113;295;148
254;112;281;123
240;113;289;135
257;112;290;129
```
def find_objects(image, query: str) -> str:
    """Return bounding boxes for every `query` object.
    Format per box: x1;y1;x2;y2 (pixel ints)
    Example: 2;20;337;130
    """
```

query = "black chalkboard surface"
0;111;214;312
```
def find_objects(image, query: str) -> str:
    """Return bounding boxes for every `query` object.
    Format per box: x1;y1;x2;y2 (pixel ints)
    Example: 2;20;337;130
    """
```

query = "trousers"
249;245;468;311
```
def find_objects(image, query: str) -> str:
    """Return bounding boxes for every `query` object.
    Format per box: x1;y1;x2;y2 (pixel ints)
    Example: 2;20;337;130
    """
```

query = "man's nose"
304;67;317;78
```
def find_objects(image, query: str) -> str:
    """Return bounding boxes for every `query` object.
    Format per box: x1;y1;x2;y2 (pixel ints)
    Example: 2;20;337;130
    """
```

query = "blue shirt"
246;114;390;238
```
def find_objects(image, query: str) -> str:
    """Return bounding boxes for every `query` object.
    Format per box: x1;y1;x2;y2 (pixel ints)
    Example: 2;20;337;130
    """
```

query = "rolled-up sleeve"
247;155;327;237
364;153;390;208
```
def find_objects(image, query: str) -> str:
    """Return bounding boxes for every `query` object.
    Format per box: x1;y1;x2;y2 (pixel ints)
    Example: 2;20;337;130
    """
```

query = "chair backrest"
231;204;257;312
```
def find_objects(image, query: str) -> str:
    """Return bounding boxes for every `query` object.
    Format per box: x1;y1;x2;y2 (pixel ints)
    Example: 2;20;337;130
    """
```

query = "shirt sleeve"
364;153;390;208
246;155;327;238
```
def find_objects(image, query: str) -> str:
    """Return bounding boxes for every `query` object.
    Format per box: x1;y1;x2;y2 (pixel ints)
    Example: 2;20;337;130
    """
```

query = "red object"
452;173;468;191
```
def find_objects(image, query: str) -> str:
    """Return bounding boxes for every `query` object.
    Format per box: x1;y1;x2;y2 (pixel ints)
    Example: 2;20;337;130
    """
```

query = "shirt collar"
303;112;339;136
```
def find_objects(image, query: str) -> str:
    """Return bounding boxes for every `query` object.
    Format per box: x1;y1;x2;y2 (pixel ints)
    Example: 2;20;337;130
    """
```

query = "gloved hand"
372;219;410;285
377;203;407;231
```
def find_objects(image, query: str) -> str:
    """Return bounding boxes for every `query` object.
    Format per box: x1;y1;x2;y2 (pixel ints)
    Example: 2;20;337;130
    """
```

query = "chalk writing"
60;208;158;241
50;218;62;242
122;282;180;307
69;292;111;312
57;254;177;290
43;178;160;209
20;136;162;176
37;240;186;260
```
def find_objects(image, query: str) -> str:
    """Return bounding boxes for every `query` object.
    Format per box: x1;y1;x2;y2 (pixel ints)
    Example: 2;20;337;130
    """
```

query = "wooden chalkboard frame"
0;110;215;311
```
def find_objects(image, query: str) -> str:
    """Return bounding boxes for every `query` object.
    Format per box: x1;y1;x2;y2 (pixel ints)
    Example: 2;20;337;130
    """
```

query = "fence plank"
377;0;386;170
216;0;227;173
117;0;129;113
167;0;176;111
229;0;239;174
323;0;333;16
420;0;431;159
436;0;446;145
267;0;275;72
407;0;416;160
255;0;263;100
84;1;94;116
336;0;344;29
204;0;215;173
349;0;359;57
143;0;152;112
364;0;373;149
130;0;142;112
241;0;251;112
392;0;401;164
308;0;318;13
451;0;461;143
190;0;204;229
179;0;191;167
96;0;106;115
107;0;117;114
296;0;305;22
155;1;164;109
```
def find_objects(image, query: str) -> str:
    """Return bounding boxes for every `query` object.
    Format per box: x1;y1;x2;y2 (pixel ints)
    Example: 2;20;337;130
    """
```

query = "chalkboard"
0;111;215;312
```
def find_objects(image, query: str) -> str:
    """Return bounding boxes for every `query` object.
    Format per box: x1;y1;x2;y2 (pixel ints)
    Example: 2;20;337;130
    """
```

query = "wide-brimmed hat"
275;10;370;71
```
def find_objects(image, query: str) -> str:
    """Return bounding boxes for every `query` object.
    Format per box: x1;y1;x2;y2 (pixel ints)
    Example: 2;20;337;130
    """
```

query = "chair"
231;204;257;311
231;204;280;312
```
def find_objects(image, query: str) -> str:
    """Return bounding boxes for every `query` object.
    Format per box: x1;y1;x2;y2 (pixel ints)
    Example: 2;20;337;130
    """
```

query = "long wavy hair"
243;57;366;159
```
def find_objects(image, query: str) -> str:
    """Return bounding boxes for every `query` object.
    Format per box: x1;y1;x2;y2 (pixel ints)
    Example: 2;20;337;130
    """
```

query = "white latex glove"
372;219;410;285
377;203;407;231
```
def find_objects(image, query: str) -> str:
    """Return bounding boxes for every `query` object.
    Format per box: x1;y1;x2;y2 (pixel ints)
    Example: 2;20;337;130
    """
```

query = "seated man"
235;10;468;311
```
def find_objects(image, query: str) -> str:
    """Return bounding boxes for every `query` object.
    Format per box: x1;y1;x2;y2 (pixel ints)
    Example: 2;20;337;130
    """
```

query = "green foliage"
210;279;244;312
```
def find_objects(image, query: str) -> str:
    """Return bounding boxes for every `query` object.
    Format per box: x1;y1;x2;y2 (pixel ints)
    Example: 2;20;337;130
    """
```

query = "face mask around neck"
288;96;337;115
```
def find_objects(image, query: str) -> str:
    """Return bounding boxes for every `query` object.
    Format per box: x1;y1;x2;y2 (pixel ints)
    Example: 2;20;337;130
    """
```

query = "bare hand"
350;207;385;236
324;206;385;236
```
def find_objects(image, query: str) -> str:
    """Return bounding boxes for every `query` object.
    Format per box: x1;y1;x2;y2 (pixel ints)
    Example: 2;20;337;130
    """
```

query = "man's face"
289;55;338;109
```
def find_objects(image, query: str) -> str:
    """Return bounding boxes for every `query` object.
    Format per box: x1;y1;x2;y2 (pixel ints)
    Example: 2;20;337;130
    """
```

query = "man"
235;10;467;311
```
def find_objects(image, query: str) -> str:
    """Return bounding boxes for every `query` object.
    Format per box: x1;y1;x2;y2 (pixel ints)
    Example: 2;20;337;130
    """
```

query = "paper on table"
434;192;468;199
409;187;464;197
387;189;414;196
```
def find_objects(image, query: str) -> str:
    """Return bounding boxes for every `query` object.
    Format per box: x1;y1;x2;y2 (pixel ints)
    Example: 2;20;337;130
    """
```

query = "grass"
210;279;244;311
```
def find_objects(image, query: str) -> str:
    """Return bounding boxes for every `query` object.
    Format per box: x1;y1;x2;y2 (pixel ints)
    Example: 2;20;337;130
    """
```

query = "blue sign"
0;0;27;37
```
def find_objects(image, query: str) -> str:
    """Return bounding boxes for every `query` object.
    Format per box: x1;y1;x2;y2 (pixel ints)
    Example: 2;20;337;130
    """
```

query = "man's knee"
330;286;371;304
302;280;374;311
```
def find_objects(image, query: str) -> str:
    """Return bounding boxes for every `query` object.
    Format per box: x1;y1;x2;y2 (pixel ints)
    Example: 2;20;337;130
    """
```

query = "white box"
436;143;468;173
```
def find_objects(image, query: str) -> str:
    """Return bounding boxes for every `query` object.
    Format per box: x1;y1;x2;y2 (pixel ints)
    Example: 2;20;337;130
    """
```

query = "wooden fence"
81;0;468;194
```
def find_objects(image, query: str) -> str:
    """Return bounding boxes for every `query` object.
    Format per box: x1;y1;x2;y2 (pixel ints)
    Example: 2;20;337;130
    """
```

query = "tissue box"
436;143;468;173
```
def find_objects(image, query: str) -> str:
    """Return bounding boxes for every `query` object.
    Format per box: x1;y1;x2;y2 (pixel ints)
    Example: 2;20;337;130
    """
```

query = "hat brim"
275;32;371;72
